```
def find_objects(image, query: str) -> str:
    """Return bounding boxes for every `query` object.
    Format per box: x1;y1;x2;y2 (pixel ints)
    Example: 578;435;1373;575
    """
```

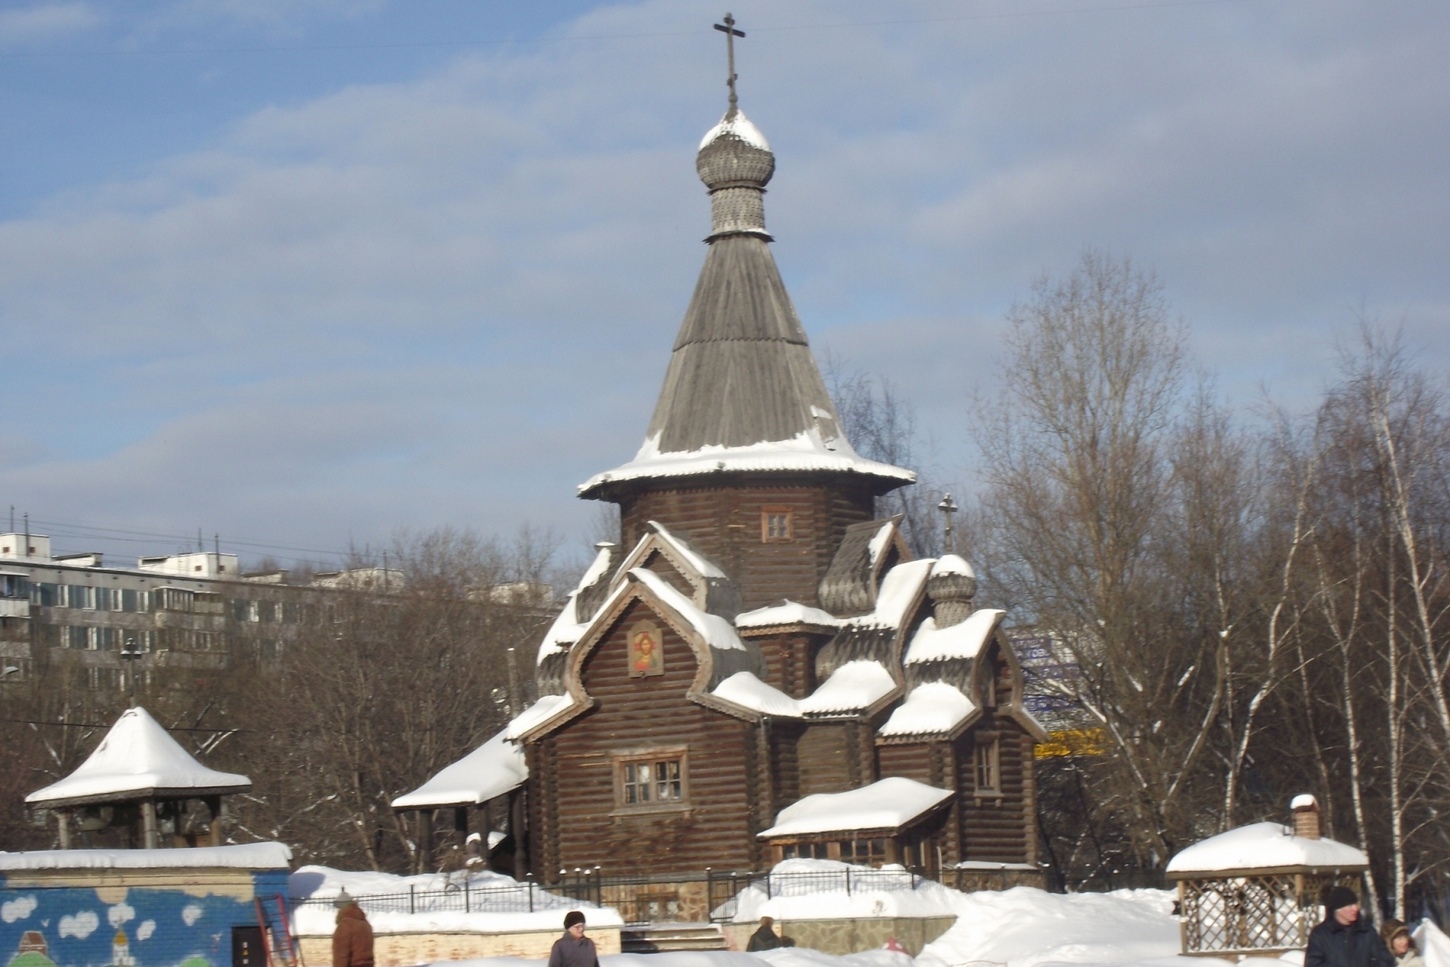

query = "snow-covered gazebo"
26;706;251;849
1166;795;1367;959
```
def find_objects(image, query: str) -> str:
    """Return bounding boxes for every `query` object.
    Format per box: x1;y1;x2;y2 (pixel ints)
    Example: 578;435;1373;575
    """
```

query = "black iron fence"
291;873;583;916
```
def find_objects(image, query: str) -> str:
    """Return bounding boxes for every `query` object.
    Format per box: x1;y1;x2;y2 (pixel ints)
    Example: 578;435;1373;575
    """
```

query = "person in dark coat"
331;891;375;967
1306;887;1394;967
548;911;599;967
747;916;782;952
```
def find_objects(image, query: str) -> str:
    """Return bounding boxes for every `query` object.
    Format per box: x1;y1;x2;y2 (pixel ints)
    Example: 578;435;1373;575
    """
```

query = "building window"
780;841;831;860
975;736;1001;794
761;506;793;542
838;838;888;865
615;751;687;811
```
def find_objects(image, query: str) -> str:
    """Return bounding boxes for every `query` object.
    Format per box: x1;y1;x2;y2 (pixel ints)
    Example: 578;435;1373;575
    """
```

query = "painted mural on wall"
0;872;289;967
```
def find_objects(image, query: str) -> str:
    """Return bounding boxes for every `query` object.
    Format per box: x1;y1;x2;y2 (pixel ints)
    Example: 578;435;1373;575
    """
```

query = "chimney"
1291;793;1321;840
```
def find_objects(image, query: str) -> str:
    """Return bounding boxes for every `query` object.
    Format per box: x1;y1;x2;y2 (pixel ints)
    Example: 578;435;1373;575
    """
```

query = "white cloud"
2;896;37;924
59;911;100;939
0;3;103;43
107;902;135;928
181;904;204;927
137;920;156;942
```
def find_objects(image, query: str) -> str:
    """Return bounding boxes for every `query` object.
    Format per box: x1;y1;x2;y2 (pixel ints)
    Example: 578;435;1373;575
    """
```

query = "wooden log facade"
492;92;1046;901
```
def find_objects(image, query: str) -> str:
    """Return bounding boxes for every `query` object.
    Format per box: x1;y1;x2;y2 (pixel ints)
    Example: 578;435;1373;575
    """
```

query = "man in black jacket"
1306;887;1394;967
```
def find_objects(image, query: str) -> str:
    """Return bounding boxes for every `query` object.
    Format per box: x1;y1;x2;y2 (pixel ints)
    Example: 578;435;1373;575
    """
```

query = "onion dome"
927;554;978;628
697;109;774;241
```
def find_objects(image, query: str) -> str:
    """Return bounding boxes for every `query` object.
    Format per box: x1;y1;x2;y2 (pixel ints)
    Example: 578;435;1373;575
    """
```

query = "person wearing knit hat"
1381;919;1424;967
1306;886;1393;967
331;890;374;967
548;911;598;967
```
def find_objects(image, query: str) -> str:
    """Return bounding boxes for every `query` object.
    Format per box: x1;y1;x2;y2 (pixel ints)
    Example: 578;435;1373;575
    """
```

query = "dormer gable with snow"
611;521;741;620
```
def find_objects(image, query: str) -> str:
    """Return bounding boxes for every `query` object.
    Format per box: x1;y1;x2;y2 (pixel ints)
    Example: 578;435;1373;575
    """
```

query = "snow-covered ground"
292;858;1450;967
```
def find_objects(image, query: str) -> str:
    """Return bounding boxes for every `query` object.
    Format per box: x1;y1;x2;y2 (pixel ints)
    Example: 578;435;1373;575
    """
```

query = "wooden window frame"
974;734;1001;797
761;506;793;543
613;748;689;815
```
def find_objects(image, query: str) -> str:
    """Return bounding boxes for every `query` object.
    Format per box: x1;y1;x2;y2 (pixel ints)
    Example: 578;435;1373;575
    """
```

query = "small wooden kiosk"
1167;795;1367;959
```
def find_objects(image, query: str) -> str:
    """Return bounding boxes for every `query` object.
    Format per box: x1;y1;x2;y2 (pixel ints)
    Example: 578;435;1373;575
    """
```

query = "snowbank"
0;842;290;871
287;865;622;936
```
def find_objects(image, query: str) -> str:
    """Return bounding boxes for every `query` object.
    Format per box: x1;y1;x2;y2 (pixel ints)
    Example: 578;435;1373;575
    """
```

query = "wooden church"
397;49;1045;909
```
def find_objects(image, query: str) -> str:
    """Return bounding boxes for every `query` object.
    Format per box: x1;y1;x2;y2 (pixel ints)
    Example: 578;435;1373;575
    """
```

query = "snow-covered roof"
390;730;527;810
867;521;896;568
759;777;954;838
1165;821;1369;875
878;682;978;738
535;543;616;665
504;694;576;742
711;671;802;717
636;521;726;579
26;706;251;807
579;429;916;495
848;558;933;631
904;609;1003;664
699;108;771;151
0;842;290;871
735;600;842;630
630;568;745;651
799;660;897;715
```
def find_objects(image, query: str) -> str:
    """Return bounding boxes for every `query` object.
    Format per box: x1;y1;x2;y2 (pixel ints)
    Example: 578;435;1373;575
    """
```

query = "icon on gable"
628;620;664;678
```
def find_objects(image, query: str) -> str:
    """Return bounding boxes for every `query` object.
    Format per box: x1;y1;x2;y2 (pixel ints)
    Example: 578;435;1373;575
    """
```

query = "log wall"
617;479;876;611
526;598;760;879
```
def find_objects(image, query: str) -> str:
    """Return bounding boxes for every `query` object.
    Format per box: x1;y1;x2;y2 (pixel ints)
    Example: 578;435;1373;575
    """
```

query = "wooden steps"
621;923;728;953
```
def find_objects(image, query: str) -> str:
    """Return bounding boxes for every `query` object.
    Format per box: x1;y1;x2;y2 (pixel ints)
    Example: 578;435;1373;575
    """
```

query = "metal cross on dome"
714;13;745;113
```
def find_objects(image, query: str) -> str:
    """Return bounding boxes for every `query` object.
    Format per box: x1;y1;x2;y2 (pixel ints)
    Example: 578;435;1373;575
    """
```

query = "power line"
0;0;1255;60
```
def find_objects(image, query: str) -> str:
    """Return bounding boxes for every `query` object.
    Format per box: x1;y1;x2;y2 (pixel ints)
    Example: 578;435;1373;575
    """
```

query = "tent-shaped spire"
27;706;251;807
579;105;913;499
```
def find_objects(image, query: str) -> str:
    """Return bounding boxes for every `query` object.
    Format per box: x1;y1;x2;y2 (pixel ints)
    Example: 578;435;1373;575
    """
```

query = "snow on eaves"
0;842;291;872
799;660;896;715
579;429;915;495
759;776;953;837
534;542;616;666
867;521;896;568
735;600;842;630
1165;821;1369;874
26;706;250;805
699;108;771;151
643;521;726;579
712;671;802;717
504;694;576;742
629;568;745;651
848;558;934;631
904;609;1003;665
878;682;977;738
390;730;526;810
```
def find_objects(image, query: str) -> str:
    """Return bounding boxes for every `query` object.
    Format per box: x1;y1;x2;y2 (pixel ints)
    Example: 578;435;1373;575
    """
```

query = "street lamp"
119;636;144;706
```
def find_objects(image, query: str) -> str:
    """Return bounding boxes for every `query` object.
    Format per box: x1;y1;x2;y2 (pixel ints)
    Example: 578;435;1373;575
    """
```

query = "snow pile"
288;865;623;936
730;860;960;921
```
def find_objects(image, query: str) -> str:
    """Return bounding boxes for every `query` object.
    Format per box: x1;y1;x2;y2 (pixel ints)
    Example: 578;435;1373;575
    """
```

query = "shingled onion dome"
697;108;774;241
927;554;978;628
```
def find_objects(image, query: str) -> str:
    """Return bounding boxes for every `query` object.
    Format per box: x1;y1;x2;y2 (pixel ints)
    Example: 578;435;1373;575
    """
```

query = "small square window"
615;751;687;812
761;506;793;542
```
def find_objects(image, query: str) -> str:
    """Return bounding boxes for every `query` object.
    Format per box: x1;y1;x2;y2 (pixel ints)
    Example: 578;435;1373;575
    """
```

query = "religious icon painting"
628;619;664;677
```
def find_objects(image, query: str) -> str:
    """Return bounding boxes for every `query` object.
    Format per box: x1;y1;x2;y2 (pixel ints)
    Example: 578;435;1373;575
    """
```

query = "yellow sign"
1034;728;1105;758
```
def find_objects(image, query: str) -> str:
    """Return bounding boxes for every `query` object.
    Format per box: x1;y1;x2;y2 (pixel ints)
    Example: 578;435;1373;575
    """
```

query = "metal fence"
291;874;582;916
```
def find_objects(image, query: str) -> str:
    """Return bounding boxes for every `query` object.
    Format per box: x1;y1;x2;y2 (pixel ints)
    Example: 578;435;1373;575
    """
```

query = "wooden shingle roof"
579;108;912;500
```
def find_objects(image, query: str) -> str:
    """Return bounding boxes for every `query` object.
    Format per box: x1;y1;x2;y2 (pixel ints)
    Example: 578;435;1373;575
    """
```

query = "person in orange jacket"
331;891;374;967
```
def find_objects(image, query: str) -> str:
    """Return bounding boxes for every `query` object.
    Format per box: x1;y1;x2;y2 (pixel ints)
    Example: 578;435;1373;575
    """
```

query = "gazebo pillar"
56;810;71;849
141;801;159;849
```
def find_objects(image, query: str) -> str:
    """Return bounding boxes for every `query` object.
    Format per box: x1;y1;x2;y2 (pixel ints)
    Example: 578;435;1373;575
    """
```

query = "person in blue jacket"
1306;887;1394;967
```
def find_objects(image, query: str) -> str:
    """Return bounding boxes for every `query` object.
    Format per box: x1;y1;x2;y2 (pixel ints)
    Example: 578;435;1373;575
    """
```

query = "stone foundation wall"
721;917;956;956
297;927;621;967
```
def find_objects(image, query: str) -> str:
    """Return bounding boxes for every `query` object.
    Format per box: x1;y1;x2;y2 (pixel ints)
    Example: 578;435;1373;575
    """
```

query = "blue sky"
3;0;1447;571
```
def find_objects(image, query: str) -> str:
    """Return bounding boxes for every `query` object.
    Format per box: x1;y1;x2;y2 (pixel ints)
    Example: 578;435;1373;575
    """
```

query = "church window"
615;750;687;811
838;838;888;865
780;841;831;860
975;736;1001;794
761;506;793;542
